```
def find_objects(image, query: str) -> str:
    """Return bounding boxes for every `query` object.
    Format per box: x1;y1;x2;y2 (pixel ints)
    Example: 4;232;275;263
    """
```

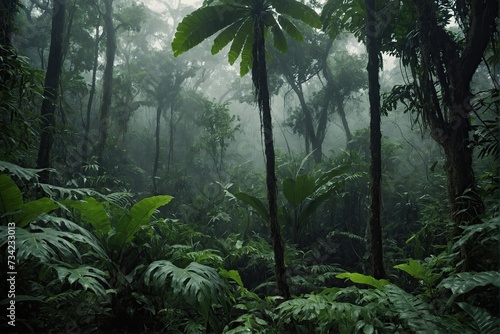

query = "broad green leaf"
278;15;303;42
113;195;173;246
283;174;316;207
212;19;245;55
62;197;111;235
220;268;244;287
336;272;389;289
0;160;45;181
14;197;59;228
0;174;23;218
437;271;500;296
270;0;322;29
233;192;268;221
55;265;109;298
394;258;440;286
239;25;254;76
270;16;287;53
144;261;228;318
228;16;252;65
0;226;82;263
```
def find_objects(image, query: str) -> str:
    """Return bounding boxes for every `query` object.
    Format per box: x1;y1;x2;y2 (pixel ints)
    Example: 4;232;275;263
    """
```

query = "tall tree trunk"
152;105;162;194
365;0;385;279
0;0;17;47
82;21;100;165
94;0;116;165
253;9;290;299
411;0;497;271
36;0;65;184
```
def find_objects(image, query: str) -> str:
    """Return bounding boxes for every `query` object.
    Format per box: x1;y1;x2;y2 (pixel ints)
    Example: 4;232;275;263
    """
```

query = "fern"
384;284;443;333
437;271;500;296
457;302;500;333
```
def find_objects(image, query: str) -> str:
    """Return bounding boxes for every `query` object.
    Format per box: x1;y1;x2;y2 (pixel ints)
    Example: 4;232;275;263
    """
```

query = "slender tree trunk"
167;104;174;174
253;8;290;299
36;0;65;183
0;0;17;46
153;105;162;194
337;99;353;148
365;0;385;279
94;0;116;165
82;22;100;164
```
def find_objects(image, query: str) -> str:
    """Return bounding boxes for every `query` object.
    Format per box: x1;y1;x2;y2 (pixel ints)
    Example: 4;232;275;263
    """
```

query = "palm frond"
172;5;245;57
270;0;321;29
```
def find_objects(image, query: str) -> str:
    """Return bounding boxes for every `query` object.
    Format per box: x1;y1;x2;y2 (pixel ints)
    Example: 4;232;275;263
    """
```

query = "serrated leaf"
55;265;109;298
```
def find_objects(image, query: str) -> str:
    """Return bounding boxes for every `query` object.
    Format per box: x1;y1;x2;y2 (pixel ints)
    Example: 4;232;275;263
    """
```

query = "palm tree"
172;0;321;299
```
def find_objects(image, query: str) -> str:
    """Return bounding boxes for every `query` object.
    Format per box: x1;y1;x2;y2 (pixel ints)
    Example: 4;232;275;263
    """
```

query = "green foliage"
336;272;390;290
438;271;500;296
172;0;321;75
394;258;441;287
54;265;111;299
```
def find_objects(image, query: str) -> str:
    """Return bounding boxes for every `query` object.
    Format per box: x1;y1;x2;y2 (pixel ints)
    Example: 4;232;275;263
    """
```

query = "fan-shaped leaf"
270;0;322;29
172;5;244;57
228;16;252;65
212;19;245;55
278;15;303;42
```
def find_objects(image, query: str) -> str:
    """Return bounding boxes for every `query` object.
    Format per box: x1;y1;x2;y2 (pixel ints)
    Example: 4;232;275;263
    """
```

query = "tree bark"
337;98;353;148
411;0;498;271
82;21;100;165
153;105;162;194
252;7;290;299
365;0;385;279
94;0;116;165
36;0;65;184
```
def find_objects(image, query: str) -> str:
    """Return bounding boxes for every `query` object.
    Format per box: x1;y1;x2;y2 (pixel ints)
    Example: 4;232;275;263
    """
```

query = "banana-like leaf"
336;272;389;289
0;174;23;219
62;197;111;235
437;271;500;296
14;197;59;228
233;192;268;221
112;195;173;247
55;265;110;298
458;302;500;333
144;260;228;317
283;174;316;207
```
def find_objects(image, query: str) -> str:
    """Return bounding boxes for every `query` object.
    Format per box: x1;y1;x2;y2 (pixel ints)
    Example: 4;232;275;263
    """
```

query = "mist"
1;0;498;332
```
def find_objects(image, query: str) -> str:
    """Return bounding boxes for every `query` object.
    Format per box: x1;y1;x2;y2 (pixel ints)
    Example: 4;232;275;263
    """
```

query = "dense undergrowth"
1;160;498;333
